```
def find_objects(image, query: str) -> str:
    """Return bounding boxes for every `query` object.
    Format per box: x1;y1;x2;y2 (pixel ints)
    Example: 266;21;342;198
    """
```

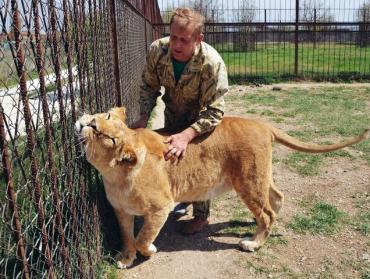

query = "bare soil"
118;83;370;279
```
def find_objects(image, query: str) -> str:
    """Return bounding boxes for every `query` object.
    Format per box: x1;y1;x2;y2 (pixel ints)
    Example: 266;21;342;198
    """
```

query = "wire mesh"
0;0;162;277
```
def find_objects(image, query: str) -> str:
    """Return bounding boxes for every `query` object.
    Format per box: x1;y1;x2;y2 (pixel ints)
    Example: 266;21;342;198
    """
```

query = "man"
132;7;228;234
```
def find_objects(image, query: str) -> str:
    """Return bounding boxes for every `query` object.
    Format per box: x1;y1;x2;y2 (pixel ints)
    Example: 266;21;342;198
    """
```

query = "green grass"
341;255;370;279
357;212;370;236
241;251;297;278
2;43;370;89
219;199;255;236
288;201;346;235
352;192;370;236
283;150;353;176
219;43;370;83
283;152;323;176
28;83;58;98
0;47;70;89
99;260;119;279
244;259;271;275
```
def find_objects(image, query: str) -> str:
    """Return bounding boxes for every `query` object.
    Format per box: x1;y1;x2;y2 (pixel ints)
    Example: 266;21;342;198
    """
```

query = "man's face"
169;21;203;62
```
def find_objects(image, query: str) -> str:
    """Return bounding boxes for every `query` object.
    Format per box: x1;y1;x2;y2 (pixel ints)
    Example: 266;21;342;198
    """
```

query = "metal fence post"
11;0;53;275
108;0;122;107
314;8;317;49
295;0;299;77
0;104;30;279
143;0;148;48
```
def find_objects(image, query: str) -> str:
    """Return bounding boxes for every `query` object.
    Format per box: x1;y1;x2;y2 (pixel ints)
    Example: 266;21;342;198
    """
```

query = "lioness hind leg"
135;208;170;257
269;182;284;214
114;209;137;269
236;186;276;252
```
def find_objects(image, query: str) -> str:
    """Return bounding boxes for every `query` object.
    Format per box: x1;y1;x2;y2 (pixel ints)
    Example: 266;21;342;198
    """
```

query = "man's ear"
111;107;127;123
109;144;137;167
196;33;204;44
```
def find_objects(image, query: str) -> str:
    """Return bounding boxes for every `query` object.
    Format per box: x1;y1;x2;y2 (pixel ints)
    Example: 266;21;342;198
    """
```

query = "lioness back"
135;117;274;202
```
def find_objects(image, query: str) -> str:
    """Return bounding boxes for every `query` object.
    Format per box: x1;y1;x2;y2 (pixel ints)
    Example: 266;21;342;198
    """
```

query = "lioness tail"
271;127;369;153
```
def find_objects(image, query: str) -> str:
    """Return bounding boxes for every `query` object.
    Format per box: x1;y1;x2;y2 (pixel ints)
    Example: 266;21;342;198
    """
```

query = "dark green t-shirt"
172;58;188;83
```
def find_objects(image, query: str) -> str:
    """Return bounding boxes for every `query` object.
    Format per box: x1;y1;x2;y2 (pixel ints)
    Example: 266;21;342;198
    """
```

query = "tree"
160;1;224;31
187;0;225;46
188;0;222;23
300;0;335;48
238;0;256;25
300;0;334;23
357;0;370;47
300;0;335;29
234;0;256;52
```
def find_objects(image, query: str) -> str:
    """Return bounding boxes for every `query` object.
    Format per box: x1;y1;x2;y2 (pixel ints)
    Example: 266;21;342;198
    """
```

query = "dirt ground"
117;83;370;279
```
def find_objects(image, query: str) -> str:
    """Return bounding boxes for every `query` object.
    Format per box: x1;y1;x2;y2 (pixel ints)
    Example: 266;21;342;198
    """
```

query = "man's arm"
191;60;228;134
132;42;162;128
164;59;228;161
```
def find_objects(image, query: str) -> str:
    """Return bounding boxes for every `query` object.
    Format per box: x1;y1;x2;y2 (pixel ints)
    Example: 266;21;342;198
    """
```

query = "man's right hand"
130;114;149;129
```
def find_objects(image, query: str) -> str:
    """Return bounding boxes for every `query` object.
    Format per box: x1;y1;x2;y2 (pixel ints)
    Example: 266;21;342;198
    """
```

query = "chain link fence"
0;0;162;277
2;0;369;277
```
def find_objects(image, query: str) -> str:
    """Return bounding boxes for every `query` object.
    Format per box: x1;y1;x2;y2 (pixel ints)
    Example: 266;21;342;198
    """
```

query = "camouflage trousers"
192;200;210;218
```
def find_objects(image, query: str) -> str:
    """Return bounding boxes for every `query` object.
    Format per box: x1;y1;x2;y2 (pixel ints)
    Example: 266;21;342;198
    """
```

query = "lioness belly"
204;177;233;199
174;176;233;202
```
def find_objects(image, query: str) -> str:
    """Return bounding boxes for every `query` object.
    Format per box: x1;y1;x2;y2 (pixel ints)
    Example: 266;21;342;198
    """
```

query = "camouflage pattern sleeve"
139;41;162;116
190;59;228;134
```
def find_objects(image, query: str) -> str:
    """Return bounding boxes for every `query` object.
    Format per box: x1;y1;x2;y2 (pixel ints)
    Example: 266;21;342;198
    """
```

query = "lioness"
75;107;369;268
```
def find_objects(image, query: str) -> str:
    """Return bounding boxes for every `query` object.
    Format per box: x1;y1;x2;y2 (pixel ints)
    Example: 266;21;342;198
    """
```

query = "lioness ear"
111;107;127;123
110;144;137;167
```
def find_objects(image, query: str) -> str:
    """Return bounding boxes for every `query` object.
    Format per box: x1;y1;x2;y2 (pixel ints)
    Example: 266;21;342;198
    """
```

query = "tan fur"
75;107;369;268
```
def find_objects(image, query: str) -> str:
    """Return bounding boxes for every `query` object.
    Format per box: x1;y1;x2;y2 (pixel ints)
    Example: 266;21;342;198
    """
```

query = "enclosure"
158;0;370;82
1;0;369;278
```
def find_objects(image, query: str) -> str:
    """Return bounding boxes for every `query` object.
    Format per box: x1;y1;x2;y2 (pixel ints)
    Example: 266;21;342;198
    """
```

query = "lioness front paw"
238;238;260;252
115;250;137;269
137;243;157;257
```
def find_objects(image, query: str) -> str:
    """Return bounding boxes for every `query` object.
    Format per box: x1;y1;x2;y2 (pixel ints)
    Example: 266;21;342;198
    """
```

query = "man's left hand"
164;127;198;162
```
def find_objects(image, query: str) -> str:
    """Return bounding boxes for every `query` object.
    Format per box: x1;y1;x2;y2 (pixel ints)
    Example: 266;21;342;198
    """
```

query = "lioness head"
75;107;137;168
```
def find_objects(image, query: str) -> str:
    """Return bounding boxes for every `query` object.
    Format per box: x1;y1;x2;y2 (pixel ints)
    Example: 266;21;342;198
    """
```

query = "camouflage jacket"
139;37;228;134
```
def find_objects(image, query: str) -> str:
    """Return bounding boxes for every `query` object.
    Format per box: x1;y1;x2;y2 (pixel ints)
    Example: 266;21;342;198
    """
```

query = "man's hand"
131;114;149;129
164;127;198;162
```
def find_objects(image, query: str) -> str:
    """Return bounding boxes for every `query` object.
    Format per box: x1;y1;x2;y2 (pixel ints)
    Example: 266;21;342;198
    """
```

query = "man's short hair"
170;7;205;36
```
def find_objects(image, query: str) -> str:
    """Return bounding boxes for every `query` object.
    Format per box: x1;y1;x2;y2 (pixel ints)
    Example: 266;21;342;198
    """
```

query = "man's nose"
172;39;181;49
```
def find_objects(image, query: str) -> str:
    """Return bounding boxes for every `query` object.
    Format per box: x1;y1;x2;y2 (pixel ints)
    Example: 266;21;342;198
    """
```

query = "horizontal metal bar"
155;21;370;27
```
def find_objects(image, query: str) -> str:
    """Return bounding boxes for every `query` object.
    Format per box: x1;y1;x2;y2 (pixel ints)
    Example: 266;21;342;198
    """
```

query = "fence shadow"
96;185;122;257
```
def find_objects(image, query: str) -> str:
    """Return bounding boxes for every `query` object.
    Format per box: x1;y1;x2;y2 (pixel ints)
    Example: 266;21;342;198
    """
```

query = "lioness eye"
106;113;110;120
111;138;115;145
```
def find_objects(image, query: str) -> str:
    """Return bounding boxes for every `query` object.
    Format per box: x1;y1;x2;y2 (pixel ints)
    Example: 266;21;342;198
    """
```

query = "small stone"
362;253;370;261
272;86;282;91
